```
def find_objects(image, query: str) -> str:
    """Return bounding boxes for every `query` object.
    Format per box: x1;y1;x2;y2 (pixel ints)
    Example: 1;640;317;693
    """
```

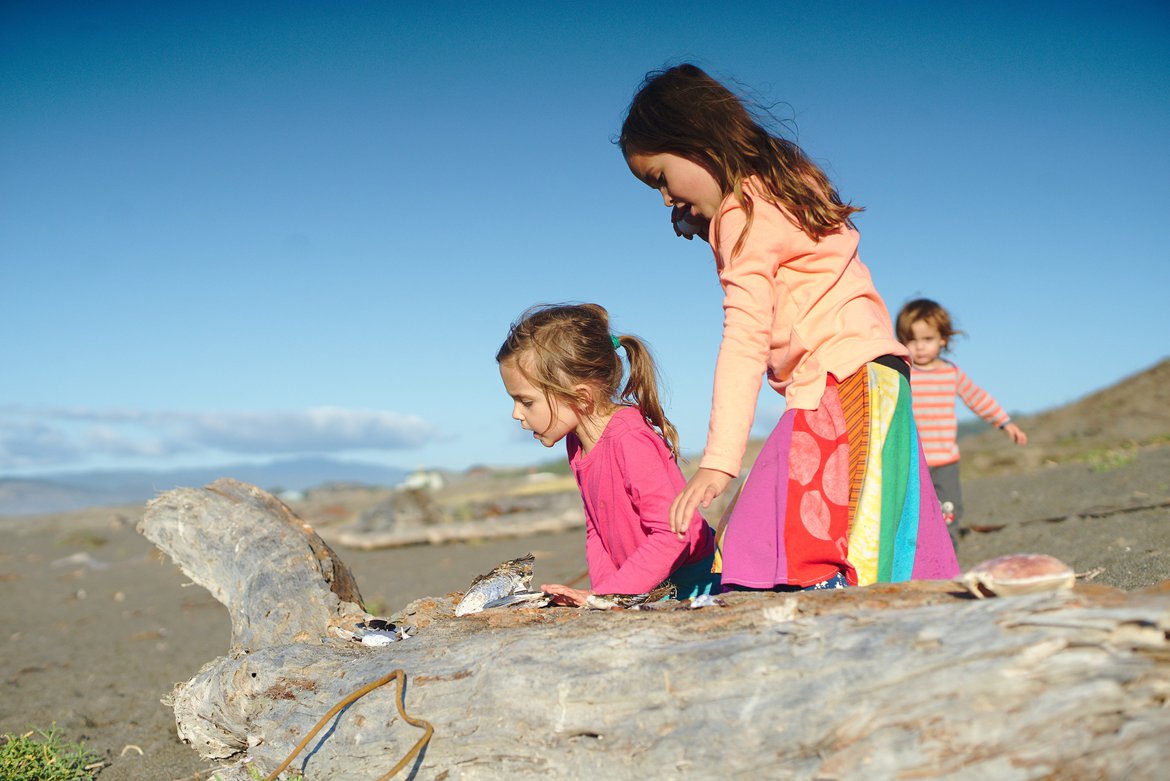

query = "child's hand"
540;583;591;607
670;467;732;539
1003;422;1028;446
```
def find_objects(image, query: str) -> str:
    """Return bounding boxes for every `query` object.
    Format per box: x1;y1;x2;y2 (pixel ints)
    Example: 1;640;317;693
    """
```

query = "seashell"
687;594;727;609
958;553;1076;599
360;618;395;632
349;619;416;646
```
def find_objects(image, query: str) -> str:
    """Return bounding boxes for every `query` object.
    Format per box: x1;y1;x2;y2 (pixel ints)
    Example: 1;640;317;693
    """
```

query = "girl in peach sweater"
621;64;958;589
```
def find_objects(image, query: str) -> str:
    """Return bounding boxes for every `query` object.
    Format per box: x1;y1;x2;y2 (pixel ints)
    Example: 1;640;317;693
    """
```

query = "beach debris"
586;582;677;610
355;619;416;646
481;590;553;610
454;554;536;616
687;594;728;609
50;551;109;570
958;553;1076;599
330;619;416;646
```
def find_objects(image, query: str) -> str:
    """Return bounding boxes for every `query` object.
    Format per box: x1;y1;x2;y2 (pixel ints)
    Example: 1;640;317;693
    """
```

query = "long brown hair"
619;63;862;256
496;303;681;458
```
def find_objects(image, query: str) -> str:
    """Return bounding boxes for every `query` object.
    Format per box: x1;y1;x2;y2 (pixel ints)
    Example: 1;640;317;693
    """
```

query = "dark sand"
2;444;1168;780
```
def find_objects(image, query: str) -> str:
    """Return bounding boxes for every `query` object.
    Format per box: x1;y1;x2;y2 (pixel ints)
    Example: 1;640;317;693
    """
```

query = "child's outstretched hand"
670;467;731;539
540;583;591;607
1003;422;1028;446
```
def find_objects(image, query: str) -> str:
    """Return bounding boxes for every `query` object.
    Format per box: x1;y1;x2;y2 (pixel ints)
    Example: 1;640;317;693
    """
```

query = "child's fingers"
669;492;698;537
1004;423;1028;446
700;484;717;508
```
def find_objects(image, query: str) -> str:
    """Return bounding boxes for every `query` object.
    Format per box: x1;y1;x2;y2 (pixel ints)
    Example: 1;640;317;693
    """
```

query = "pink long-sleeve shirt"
700;178;907;477
567;406;715;595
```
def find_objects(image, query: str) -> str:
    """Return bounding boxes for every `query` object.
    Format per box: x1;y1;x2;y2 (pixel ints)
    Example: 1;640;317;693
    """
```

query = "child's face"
499;356;581;448
906;320;946;368
626;152;724;222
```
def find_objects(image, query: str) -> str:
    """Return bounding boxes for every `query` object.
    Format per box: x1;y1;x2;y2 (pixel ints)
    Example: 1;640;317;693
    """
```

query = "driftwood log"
140;479;1170;780
334;507;584;549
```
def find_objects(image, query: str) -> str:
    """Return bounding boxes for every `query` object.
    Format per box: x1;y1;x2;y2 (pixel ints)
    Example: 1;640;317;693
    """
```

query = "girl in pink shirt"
497;303;719;606
621;64;958;589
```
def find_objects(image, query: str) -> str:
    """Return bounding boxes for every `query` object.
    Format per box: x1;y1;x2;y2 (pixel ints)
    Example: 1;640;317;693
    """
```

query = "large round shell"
959;553;1076;598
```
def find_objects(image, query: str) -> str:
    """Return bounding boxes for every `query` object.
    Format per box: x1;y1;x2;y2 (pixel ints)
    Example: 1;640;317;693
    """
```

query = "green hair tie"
611;335;621;350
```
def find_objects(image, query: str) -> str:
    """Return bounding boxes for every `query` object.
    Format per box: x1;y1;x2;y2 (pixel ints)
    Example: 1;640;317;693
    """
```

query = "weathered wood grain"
140;479;1170;780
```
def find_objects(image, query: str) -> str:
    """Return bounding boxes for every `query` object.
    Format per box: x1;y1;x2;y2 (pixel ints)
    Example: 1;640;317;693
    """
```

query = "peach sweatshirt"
700;179;907;477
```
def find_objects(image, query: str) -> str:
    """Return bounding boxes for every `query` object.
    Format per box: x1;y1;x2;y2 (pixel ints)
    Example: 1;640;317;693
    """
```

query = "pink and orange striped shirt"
909;360;1011;467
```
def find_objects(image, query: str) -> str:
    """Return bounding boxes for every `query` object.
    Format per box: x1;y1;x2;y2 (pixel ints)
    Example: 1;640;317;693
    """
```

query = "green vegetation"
0;727;100;781
228;760;302;780
56;531;108;550
487;456;573;479
1083;446;1138;473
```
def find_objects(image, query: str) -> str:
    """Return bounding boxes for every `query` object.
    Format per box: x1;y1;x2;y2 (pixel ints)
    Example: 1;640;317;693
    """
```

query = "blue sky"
2;1;1168;478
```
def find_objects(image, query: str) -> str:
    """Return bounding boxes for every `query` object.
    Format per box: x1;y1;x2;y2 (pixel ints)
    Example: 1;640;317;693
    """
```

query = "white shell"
674;217;701;237
959;553;1076;599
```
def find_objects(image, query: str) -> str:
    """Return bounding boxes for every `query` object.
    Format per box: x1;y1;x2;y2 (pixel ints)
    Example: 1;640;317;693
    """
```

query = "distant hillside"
0;457;409;517
712;357;1170;485
960;357;1170;477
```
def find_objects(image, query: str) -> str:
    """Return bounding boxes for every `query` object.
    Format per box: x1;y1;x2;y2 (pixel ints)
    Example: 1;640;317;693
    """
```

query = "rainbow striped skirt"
713;357;959;588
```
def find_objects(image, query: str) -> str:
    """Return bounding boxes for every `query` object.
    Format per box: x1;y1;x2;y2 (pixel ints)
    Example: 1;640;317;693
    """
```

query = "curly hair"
895;298;964;349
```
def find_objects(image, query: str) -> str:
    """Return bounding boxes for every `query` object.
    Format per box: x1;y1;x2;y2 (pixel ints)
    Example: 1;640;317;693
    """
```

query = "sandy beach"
0;506;592;781
3;379;1169;780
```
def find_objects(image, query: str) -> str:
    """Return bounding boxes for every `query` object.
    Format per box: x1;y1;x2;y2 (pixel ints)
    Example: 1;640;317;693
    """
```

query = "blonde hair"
619;63;862;257
496;303;681;458
895;298;964;350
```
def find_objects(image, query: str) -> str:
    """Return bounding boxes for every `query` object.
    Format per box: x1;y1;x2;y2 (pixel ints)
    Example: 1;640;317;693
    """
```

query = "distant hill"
714;357;1170;481
959;357;1170;477
0;456;409;517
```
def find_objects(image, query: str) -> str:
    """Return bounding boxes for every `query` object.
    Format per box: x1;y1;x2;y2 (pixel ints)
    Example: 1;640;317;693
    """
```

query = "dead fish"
454;554;536;616
481;590;553;610
586;582;677;610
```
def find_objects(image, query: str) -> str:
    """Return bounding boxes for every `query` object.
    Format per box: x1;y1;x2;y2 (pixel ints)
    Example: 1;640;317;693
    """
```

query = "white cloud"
186;408;435;453
0;406;438;471
0;418;83;468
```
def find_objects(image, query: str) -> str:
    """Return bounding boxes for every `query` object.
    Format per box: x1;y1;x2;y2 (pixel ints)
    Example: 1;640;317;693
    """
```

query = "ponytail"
616;334;681;460
497;303;682;459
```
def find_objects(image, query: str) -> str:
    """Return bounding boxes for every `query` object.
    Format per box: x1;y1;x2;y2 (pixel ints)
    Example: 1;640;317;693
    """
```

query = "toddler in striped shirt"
896;299;1028;545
